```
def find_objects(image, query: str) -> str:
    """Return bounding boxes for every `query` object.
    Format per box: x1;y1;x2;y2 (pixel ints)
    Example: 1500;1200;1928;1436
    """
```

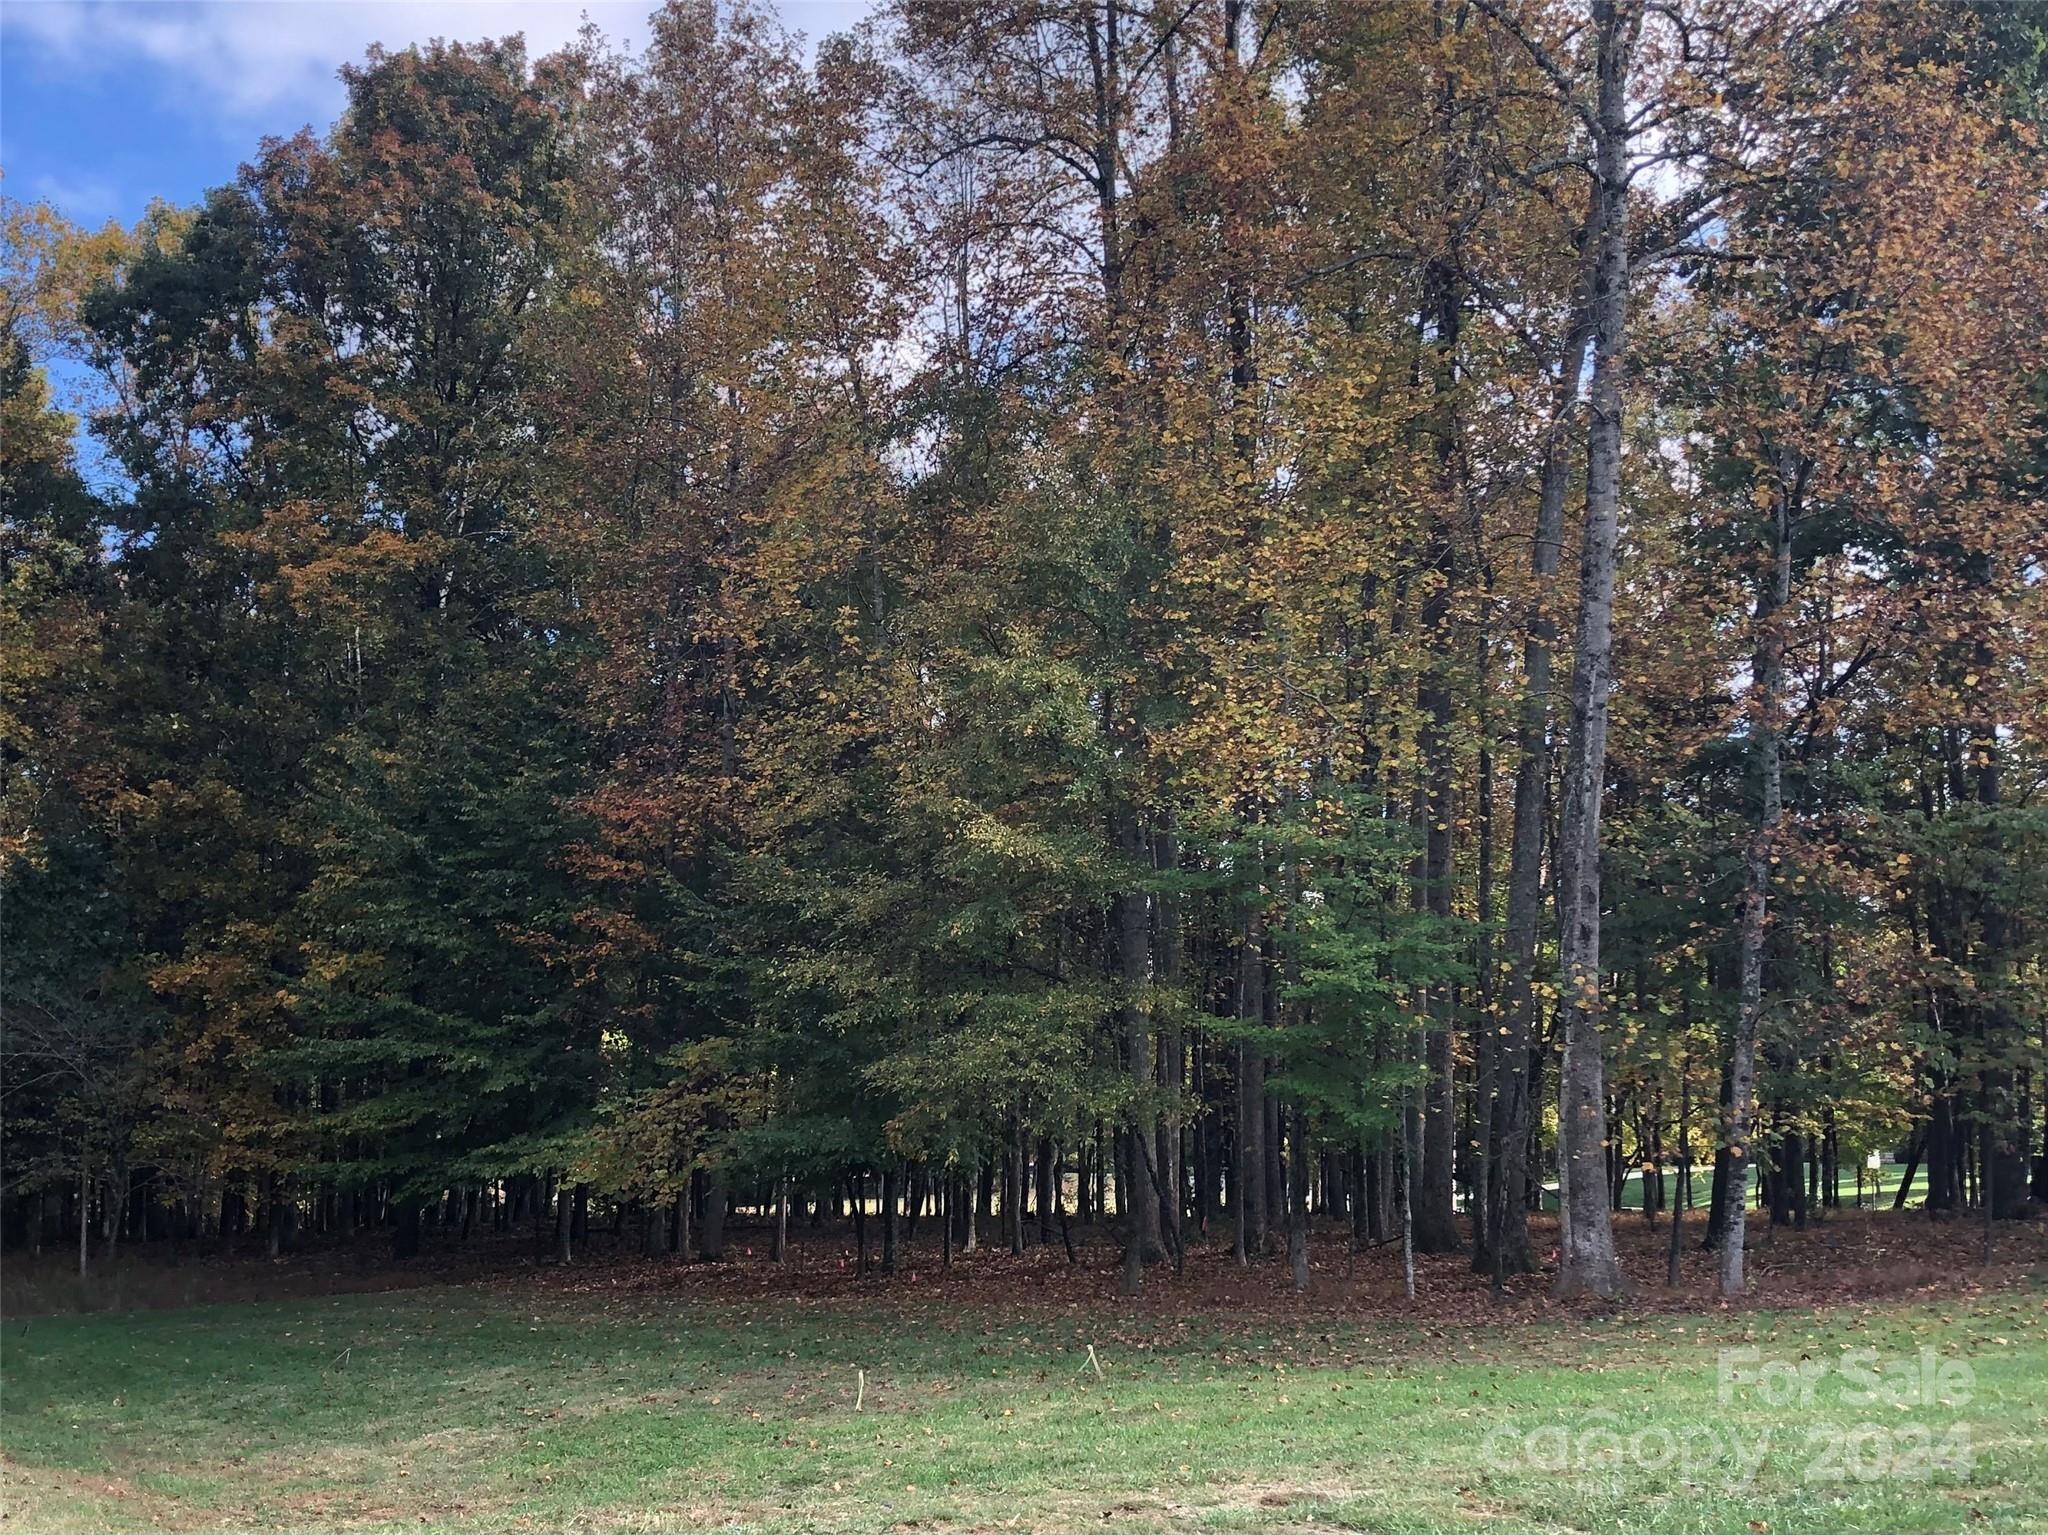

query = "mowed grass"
3;1277;2044;1534
1606;1168;1916;1213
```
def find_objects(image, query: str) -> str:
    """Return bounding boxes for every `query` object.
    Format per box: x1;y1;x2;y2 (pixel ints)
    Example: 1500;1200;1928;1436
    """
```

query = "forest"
4;0;2046;1320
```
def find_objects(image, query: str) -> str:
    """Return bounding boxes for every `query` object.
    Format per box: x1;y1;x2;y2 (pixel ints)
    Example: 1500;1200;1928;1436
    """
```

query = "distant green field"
1501;1164;1912;1213
1599;1164;1914;1213
4;1280;2041;1533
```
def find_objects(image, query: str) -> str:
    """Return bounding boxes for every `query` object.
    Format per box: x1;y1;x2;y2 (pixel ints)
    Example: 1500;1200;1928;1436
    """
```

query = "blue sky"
3;1;873;232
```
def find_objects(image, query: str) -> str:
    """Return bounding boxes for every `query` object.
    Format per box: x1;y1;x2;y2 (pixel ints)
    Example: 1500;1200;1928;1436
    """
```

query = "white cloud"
5;2;657;128
28;170;122;220
7;1;878;133
3;0;875;233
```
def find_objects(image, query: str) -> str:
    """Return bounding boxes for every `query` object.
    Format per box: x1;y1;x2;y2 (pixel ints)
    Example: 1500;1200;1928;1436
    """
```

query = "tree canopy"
4;0;2043;1292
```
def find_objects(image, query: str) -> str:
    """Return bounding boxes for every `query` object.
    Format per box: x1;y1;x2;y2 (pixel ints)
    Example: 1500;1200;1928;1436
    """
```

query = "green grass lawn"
1617;1167;1917;1211
1530;1166;1915;1213
3;1279;2043;1534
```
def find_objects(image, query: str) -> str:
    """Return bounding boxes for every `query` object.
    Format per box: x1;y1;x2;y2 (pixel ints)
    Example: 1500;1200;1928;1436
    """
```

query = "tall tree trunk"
1237;877;1268;1260
1264;1088;1285;1237
1721;484;1790;1297
1287;1106;1310;1292
1551;0;1637;1301
1469;618;1498;1268
1117;811;1158;1292
700;1163;727;1261
1494;228;1601;1289
1667;1067;1690;1286
882;1166;899;1273
1414;249;1465;1256
1013;1122;1030;1255
1969;702;2030;1219
1399;1088;1418;1299
1036;1136;1056;1246
1154;823;1184;1266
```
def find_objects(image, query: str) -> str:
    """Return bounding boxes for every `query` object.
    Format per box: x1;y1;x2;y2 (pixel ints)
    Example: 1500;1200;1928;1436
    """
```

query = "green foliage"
4;0;2042;1256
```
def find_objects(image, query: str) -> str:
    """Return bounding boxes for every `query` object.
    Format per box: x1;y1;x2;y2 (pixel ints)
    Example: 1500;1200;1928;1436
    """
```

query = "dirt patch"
0;1457;199;1534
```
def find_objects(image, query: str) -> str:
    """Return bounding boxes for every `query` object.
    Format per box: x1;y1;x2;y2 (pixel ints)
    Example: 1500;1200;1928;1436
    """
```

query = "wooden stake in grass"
854;1368;865;1412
